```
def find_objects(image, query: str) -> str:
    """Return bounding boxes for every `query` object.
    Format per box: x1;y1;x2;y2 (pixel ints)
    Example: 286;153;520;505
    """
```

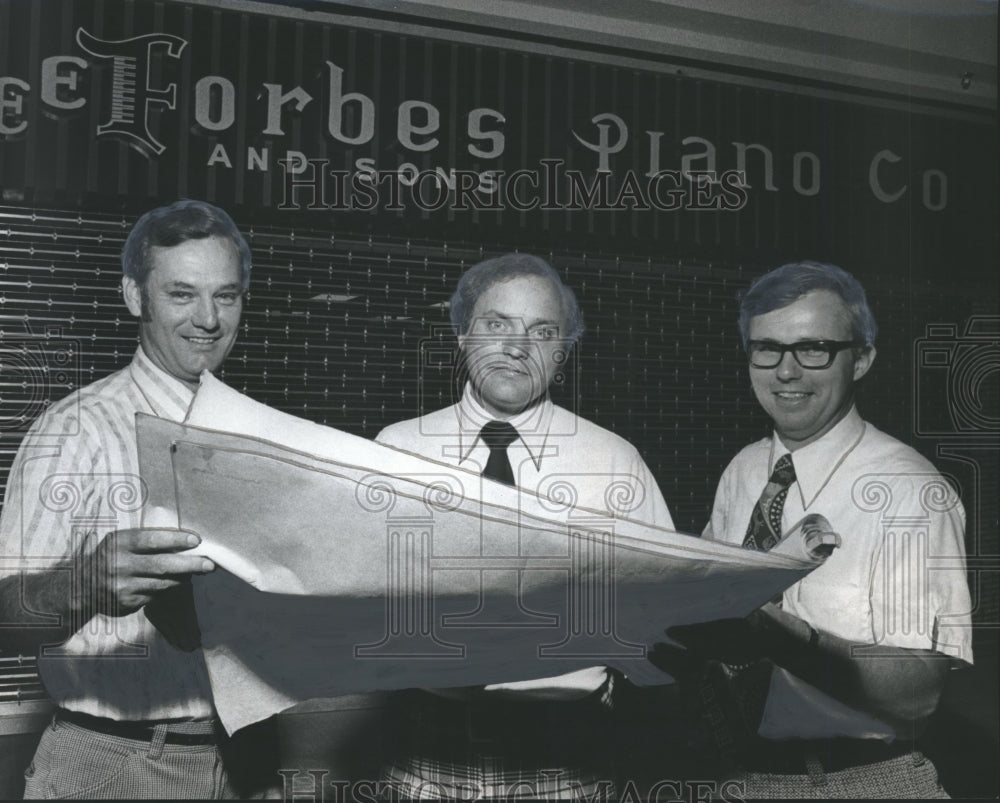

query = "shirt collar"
129;346;196;422
772;406;866;509
456;384;553;470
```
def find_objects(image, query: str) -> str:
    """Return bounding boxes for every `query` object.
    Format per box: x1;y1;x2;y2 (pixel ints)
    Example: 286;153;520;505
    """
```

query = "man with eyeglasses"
674;261;972;798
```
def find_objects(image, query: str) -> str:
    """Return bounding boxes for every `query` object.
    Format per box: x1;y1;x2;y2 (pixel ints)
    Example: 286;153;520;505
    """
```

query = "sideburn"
139;285;153;322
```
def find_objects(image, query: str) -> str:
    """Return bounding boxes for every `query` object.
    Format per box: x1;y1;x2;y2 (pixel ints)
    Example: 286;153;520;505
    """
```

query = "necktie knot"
480;421;519;449
771;453;796;486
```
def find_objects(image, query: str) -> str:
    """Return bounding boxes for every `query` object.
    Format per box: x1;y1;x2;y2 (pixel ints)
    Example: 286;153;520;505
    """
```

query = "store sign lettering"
0;26;951;210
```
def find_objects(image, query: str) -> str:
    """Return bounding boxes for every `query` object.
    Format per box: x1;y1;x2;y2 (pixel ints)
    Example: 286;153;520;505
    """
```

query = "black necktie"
479;421;518;487
742;453;796;551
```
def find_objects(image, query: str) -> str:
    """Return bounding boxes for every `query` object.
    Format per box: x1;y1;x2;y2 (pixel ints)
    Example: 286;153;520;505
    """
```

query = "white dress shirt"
377;386;675;699
704;406;973;739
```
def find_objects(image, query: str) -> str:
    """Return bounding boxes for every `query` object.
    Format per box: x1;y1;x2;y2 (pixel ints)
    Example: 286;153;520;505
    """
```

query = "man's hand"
648;612;762;684
0;528;215;653
654;602;952;736
648;604;796;682
658;605;782;661
80;528;215;618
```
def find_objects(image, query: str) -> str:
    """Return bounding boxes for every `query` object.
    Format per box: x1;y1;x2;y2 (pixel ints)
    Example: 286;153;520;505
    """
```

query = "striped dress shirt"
0;347;215;721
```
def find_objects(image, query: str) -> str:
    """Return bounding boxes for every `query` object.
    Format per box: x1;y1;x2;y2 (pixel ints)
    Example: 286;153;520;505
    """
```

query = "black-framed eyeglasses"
747;339;863;369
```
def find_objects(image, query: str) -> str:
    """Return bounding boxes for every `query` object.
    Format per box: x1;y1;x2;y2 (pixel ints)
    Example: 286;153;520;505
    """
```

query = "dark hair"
449;253;585;344
122;199;251;289
738;260;877;348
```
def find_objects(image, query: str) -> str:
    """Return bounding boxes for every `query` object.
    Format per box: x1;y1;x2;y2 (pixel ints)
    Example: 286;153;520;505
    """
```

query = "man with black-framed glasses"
670;261;972;798
746;338;862;371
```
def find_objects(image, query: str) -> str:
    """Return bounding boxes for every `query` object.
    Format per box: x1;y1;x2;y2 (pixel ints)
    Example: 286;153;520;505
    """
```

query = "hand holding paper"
78;527;213;616
647;515;841;680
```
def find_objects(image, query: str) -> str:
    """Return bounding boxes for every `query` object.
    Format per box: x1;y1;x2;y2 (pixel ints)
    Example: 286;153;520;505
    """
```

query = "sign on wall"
0;0;995;276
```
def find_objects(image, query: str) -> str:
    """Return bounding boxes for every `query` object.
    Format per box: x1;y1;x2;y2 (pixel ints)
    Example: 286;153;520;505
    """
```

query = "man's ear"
853;345;876;381
122;276;144;318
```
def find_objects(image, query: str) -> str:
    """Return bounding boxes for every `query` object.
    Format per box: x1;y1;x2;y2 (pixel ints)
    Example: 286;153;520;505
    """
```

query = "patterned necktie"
479;421;518;487
742;453;796;551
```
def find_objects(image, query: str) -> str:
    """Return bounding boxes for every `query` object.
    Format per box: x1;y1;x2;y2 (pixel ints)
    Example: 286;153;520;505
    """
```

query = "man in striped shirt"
0;200;262;798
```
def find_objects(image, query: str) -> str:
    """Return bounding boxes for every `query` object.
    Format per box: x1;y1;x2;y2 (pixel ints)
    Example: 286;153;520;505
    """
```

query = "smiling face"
459;274;568;418
748;289;875;450
123;235;244;389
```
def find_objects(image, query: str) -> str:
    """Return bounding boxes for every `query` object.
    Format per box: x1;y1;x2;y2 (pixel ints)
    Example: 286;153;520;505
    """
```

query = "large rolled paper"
136;374;831;734
776;514;841;562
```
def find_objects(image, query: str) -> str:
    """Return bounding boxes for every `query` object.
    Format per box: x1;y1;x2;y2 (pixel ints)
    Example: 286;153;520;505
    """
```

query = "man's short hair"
449;253;585;344
738;260;877;348
122;199;252;290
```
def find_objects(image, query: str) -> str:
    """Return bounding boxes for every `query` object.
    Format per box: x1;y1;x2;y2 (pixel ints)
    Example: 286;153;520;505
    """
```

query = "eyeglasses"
747;339;863;369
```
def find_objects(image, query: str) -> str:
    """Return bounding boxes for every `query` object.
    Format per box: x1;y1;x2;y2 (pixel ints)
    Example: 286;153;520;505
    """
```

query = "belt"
54;708;218;746
743;737;917;774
